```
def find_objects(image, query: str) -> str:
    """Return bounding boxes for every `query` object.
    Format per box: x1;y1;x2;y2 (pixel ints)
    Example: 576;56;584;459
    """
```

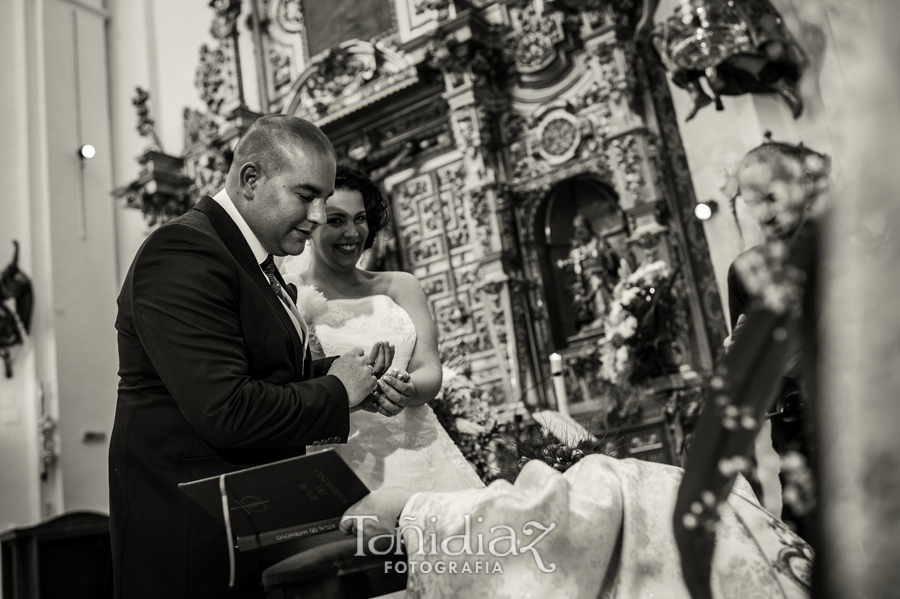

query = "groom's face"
247;143;336;256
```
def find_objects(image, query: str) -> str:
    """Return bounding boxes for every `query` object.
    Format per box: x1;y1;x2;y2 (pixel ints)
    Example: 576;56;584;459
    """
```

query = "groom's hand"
328;348;378;407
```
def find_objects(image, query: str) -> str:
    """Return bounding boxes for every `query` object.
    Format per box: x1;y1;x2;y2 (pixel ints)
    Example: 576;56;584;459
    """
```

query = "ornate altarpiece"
122;0;730;445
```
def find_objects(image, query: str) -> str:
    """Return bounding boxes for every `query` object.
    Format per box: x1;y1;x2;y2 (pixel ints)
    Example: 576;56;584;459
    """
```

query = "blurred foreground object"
818;1;900;596
673;220;816;598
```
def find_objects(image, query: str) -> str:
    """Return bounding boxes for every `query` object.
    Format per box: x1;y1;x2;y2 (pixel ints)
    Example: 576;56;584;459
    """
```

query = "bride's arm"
382;272;442;408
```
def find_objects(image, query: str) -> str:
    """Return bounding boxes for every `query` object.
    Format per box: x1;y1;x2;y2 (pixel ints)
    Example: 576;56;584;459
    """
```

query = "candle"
533;0;544;16
549;353;570;417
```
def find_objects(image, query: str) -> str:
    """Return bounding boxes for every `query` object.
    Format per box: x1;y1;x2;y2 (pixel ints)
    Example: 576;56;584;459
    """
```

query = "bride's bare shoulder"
375;271;423;296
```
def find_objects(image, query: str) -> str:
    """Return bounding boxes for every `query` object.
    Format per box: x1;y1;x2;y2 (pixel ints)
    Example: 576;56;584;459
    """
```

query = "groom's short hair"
231;115;335;178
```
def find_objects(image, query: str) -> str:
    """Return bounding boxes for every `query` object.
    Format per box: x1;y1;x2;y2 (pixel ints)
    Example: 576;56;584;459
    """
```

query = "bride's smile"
314;188;369;268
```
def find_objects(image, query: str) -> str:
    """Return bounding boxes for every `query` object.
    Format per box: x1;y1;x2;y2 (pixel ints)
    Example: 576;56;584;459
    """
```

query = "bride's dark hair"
334;164;392;250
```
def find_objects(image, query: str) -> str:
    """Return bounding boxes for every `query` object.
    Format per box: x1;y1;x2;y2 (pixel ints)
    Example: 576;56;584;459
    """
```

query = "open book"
178;449;369;551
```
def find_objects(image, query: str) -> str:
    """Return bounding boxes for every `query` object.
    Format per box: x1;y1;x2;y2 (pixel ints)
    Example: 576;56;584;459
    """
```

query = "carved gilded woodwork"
116;0;729;413
284;40;418;126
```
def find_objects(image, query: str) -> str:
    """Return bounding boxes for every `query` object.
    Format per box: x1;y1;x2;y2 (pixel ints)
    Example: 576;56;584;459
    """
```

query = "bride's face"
311;188;369;269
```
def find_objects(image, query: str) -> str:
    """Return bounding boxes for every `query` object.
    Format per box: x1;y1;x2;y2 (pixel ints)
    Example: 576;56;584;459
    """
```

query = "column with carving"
250;0;310;113
185;0;262;206
637;41;727;371
578;36;667;265
199;0;246;116
426;18;526;405
583;30;708;373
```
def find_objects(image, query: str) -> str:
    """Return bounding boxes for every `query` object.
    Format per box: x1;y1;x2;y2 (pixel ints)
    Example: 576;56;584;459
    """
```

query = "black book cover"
178;449;369;550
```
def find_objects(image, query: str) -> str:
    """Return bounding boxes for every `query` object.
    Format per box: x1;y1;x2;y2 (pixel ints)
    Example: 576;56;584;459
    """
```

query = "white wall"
41;0;121;514
0;0;126;532
0;0;44;531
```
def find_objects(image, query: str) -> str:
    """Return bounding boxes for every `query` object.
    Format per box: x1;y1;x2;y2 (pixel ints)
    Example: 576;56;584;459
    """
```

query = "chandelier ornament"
650;0;808;121
667;0;754;72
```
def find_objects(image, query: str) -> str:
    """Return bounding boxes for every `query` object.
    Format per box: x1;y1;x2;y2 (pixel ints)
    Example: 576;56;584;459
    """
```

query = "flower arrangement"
513;423;617;475
431;364;505;483
599;260;681;387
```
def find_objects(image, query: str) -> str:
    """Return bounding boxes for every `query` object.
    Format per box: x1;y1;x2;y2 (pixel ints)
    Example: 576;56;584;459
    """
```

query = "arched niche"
537;175;632;350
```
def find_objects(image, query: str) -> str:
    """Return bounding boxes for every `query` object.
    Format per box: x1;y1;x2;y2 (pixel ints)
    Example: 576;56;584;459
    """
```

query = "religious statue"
557;215;629;333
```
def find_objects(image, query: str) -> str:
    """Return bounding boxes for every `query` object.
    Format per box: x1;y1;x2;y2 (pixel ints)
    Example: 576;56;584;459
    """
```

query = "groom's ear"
238;162;261;200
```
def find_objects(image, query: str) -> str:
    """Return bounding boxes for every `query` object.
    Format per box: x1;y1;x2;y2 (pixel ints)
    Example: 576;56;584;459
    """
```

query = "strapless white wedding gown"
305;292;484;493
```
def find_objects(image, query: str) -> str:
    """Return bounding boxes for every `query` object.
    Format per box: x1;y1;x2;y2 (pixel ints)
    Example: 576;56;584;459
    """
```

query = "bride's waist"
350;403;433;426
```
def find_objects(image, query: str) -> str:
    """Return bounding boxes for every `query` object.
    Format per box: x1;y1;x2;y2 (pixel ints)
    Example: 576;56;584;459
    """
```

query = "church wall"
145;0;221;154
39;0;121;514
109;0;276;281
0;0;44;532
0;0;127;532
108;0;159;285
109;0;222;283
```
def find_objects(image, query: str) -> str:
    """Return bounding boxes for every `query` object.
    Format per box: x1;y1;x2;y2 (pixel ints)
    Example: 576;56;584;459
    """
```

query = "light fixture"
694;199;718;221
79;144;96;159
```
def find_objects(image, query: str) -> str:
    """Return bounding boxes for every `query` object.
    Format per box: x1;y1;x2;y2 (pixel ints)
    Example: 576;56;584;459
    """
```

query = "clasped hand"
355;342;416;418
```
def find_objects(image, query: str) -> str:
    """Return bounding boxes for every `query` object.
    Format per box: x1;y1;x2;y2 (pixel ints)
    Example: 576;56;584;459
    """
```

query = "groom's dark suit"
110;196;349;599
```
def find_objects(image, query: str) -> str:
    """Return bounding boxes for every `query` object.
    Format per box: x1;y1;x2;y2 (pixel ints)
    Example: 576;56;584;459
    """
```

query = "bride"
282;165;483;493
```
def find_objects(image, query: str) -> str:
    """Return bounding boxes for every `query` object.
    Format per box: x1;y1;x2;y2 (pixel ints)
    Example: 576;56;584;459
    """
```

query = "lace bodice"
309;294;417;372
295;287;484;494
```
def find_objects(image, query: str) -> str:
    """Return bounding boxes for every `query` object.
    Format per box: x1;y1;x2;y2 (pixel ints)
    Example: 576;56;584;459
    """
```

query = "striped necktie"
260;255;309;372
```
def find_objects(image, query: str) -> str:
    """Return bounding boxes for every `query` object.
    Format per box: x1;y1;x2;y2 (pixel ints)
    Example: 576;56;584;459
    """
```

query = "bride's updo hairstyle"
334;164;392;250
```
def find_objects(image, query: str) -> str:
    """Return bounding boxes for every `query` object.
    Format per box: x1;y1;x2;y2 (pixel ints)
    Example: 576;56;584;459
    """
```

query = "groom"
110;115;377;599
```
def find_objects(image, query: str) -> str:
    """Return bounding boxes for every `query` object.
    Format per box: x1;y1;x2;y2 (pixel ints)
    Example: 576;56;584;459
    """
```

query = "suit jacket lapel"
193;197;307;378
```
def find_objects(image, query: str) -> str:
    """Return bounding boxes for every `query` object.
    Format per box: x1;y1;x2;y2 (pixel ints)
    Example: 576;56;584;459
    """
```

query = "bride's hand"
373;371;415;417
367;342;396;379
